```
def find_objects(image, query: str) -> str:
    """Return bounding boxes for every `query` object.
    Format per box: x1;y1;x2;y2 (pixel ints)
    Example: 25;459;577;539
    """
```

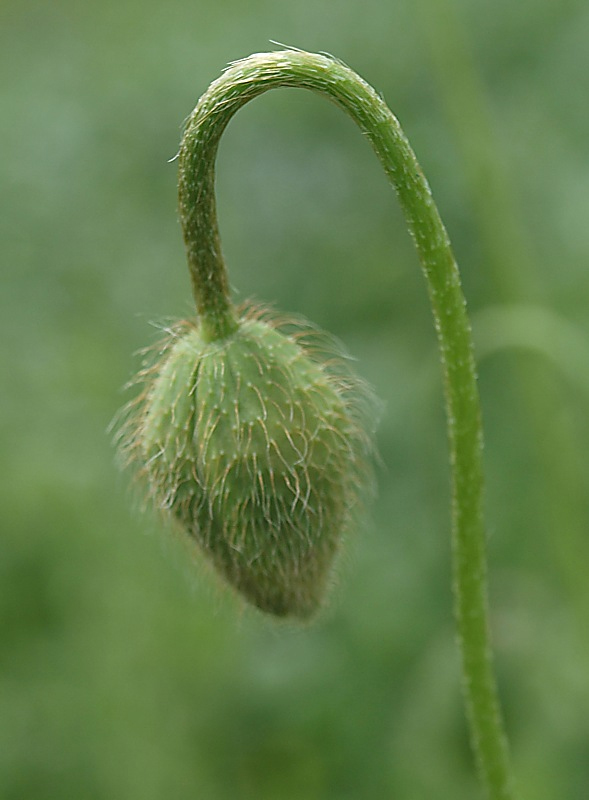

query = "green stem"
178;49;516;799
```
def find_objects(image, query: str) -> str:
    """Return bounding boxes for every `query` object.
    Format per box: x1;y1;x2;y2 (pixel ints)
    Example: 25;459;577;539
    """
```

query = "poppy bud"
122;310;374;618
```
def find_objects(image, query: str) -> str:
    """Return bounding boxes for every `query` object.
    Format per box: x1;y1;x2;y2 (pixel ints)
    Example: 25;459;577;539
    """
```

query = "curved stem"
178;49;516;799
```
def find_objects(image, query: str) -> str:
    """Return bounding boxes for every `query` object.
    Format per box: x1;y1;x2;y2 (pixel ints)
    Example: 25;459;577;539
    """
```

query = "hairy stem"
178;49;515;799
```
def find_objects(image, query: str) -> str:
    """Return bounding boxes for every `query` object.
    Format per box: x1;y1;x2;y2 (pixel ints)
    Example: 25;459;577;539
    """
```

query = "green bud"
120;310;375;619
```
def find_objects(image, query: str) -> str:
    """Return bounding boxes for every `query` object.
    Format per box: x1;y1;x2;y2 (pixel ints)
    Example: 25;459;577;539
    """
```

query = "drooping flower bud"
119;309;375;618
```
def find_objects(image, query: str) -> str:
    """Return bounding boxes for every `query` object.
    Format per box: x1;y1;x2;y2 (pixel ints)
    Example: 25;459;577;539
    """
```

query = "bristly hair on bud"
116;304;377;619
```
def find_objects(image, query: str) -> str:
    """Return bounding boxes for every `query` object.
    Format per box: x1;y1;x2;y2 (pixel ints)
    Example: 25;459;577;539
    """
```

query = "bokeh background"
2;0;589;797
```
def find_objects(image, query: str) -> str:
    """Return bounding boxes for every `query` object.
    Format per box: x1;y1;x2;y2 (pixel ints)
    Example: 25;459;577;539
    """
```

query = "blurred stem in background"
415;0;537;301
473;304;589;633
416;0;589;640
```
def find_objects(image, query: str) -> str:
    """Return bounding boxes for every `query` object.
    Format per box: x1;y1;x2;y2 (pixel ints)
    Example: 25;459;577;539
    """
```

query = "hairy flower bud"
120;310;375;618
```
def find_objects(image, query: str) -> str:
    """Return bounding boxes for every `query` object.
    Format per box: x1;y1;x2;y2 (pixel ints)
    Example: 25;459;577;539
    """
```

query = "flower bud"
120;311;375;618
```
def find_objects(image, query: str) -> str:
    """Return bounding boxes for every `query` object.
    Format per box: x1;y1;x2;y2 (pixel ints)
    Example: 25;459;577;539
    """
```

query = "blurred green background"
2;0;589;797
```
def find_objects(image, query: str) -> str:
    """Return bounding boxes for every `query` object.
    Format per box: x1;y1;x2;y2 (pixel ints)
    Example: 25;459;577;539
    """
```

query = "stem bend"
178;49;515;800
